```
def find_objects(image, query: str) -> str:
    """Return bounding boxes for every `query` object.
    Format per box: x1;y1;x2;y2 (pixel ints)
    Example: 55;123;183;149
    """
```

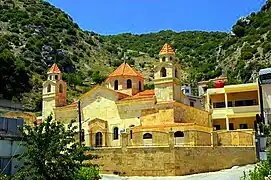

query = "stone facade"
89;131;256;176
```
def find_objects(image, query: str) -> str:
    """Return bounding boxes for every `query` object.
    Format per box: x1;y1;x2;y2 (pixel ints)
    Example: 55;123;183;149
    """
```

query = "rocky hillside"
1;0;271;113
0;0;121;111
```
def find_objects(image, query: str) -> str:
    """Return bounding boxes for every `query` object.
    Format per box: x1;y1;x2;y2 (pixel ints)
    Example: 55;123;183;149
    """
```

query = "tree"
14;115;99;180
232;25;245;38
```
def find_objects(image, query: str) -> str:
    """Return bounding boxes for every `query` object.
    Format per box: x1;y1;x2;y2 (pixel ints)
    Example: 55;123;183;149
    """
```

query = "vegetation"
2;115;100;180
1;0;271;113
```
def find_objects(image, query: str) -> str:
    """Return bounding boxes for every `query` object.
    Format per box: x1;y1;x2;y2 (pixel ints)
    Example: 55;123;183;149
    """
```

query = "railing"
227;105;259;114
211;105;259;119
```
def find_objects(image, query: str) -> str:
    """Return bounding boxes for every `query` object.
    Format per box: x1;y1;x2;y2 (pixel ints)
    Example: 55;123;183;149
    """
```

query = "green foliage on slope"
0;0;117;111
1;0;271;113
103;30;228;84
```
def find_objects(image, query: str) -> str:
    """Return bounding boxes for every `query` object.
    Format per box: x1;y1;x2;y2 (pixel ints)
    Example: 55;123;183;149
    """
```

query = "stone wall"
89;131;256;176
173;102;211;127
91;146;256;176
216;130;255;146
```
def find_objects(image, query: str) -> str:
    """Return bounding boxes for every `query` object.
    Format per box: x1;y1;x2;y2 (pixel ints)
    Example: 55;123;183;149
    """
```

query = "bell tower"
154;43;181;102
42;63;67;120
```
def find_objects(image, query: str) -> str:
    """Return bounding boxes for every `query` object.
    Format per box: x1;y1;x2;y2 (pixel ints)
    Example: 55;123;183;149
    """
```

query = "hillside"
1;0;271;113
103;0;271;85
0;0;122;111
102;31;228;86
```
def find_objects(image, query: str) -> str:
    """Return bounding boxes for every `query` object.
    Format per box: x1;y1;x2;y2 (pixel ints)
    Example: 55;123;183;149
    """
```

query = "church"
42;43;212;147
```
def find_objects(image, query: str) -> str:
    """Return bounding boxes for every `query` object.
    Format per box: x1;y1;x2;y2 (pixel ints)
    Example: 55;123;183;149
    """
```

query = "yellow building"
206;83;260;131
41;43;214;147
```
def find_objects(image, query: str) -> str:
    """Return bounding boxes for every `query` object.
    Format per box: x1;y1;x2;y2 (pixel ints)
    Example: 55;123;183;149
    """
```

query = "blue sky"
47;0;266;35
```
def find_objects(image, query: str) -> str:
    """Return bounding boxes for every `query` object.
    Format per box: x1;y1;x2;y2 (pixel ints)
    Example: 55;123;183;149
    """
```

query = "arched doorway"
174;131;184;146
95;132;102;147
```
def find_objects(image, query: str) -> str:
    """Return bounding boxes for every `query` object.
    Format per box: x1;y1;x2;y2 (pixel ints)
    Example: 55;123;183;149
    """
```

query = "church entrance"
95;132;103;147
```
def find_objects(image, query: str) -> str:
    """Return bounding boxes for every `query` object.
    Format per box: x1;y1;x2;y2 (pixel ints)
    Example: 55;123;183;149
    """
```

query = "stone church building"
42;43;213;147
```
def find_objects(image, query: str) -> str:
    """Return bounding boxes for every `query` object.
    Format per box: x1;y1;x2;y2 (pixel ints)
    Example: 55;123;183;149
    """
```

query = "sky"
47;0;267;35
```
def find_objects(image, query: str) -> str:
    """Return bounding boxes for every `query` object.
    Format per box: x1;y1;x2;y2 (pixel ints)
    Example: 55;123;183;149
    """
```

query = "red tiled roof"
159;43;175;55
120;90;155;101
48;63;61;74
108;62;144;78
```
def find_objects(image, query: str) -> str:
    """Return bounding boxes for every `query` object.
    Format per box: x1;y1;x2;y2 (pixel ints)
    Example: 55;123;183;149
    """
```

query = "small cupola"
47;63;62;81
159;43;175;62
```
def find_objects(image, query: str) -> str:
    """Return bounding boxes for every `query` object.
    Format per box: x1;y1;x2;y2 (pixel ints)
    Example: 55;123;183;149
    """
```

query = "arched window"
127;79;132;88
55;75;58;80
114;80;118;90
95;132;102;147
174;131;184;137
47;84;51;93
139;81;142;91
162;57;166;62
170;56;173;61
59;84;63;93
143;133;152;139
113;127;119;140
160;67;167;77
175;68;178;78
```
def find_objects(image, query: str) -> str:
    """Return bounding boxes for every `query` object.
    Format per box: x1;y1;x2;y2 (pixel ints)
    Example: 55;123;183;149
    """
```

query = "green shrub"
73;167;101;180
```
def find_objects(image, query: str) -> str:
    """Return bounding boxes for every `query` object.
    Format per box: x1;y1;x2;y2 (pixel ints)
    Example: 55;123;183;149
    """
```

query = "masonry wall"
91;146;256;176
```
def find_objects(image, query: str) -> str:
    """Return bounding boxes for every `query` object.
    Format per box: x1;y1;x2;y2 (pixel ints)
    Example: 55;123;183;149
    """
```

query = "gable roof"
79;85;129;100
108;62;144;78
159;43;175;55
47;63;61;74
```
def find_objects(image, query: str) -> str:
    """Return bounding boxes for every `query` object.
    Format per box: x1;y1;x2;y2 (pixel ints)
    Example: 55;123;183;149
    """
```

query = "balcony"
227;105;260;118
211;105;260;119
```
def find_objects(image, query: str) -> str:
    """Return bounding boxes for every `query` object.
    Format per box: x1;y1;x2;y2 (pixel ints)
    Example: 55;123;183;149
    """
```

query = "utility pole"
78;100;82;145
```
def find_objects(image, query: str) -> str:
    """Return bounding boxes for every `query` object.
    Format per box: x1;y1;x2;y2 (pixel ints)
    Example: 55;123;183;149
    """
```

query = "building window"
0;158;11;175
162;57;166;62
174;131;184;137
113;127;119;140
47;84;51;93
130;130;133;139
229;123;234;130
239;124;248;129
127;79;132;88
175;68;178;78
213;102;225;108
59;84;63;93
185;89;190;94
95;132;102;147
139;81;142;91
55;75;58;80
228;101;233;107
214;125;221;130
190;101;194;107
143;133;152;139
235;99;256;107
160;67;167;77
114;80;118;90
170;56;173;61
